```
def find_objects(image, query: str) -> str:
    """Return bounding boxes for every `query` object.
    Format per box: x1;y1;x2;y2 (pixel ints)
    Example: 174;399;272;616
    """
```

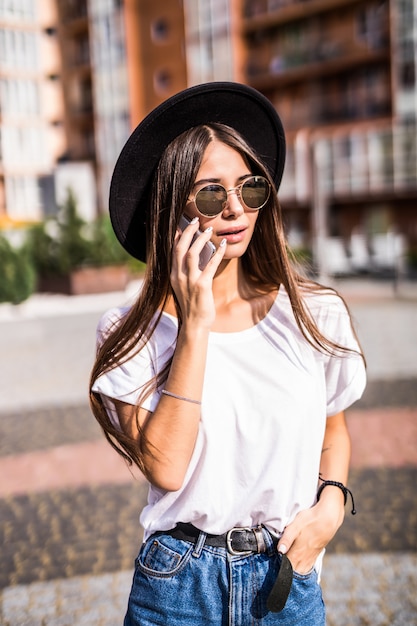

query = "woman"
90;82;366;625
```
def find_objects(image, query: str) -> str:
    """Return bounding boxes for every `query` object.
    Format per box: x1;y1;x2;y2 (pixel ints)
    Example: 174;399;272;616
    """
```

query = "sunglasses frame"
190;175;271;217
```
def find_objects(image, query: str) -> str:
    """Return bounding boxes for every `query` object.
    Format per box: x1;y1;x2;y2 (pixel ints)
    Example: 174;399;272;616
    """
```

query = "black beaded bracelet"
316;479;357;515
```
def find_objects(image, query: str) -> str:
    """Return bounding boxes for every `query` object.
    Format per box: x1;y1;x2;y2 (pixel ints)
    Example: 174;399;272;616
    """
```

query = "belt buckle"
226;527;253;556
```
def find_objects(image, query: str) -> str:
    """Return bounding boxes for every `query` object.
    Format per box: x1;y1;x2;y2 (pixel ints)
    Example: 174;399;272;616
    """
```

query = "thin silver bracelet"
161;389;202;405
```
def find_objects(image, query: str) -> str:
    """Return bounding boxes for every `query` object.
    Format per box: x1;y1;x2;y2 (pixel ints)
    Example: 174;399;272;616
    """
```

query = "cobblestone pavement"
0;279;416;625
1;400;416;583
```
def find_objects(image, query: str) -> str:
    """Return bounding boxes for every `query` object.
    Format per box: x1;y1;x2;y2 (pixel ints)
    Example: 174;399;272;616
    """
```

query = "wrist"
314;494;345;530
316;486;345;513
177;324;211;347
316;479;357;515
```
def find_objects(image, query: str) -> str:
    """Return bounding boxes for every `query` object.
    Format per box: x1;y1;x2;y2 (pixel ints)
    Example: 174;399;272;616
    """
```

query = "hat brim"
109;82;286;261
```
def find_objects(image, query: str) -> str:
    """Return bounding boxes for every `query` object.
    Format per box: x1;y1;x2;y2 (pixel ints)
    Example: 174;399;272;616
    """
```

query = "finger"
182;226;215;274
176;216;200;253
180;216;199;231
277;524;299;555
174;218;200;269
172;219;199;278
201;237;227;275
171;229;182;262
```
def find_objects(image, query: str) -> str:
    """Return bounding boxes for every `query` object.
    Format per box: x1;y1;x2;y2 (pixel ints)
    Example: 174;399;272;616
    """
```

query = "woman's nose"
222;189;244;216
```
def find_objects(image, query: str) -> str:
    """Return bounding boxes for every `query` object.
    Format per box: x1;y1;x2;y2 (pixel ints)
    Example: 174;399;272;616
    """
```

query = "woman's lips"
216;226;247;243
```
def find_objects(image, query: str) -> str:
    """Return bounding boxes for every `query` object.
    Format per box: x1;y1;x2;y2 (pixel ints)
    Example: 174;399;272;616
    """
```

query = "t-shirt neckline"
161;286;285;341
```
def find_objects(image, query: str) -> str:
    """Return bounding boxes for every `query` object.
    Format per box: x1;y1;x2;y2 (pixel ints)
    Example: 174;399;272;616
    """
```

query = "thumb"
277;524;297;555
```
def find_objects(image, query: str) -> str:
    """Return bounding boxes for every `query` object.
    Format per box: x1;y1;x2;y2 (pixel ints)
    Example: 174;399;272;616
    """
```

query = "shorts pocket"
136;534;193;578
292;566;316;581
283;567;325;625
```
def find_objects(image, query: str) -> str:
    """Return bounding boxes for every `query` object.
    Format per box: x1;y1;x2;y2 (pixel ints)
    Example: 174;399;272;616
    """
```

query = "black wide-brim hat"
109;81;286;261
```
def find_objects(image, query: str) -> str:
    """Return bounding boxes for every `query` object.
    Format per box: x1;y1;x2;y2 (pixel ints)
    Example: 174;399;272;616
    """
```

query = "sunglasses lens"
241;176;270;209
193;177;270;215
195;184;227;216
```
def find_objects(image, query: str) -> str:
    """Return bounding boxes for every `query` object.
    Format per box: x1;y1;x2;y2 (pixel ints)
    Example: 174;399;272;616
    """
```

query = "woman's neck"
163;258;278;331
211;258;241;306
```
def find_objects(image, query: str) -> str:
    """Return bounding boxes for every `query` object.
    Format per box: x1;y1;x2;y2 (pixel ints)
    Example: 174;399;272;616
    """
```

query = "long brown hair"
90;123;363;470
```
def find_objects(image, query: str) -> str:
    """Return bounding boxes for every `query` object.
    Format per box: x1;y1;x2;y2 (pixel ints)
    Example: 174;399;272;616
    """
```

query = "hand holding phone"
179;214;216;270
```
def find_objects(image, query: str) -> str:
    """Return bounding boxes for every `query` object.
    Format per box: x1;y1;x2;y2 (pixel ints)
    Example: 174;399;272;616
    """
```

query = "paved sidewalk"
1;277;416;625
0;276;416;324
0;405;416;499
1;277;417;413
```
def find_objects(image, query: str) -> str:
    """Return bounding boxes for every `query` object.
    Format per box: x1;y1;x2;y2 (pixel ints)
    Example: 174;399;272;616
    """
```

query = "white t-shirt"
93;286;366;541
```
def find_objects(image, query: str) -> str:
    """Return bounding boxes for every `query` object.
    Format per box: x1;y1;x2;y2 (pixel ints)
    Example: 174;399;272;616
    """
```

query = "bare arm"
114;219;225;491
317;409;351;521
114;325;209;491
277;411;351;572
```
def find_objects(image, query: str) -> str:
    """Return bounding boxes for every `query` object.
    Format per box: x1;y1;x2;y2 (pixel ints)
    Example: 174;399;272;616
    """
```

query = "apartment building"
0;0;64;224
240;0;417;276
0;0;187;225
88;0;187;210
183;0;243;85
0;0;98;226
2;0;416;279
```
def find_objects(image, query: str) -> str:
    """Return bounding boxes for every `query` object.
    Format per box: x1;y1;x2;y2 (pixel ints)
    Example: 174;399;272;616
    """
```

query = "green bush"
26;189;90;276
26;189;132;277
87;215;130;267
0;234;36;304
0;188;147;304
56;189;91;273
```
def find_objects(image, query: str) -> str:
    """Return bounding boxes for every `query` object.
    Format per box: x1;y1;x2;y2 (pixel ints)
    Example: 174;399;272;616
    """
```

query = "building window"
400;62;415;88
356;1;388;50
154;69;172;94
151;17;170;43
5;175;41;221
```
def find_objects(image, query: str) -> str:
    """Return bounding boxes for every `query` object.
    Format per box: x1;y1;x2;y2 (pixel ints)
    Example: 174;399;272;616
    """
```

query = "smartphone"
179;214;216;270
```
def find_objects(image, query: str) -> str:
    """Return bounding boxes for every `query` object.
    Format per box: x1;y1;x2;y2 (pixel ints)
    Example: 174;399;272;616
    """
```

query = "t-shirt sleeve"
91;307;162;413
318;297;367;416
93;344;159;411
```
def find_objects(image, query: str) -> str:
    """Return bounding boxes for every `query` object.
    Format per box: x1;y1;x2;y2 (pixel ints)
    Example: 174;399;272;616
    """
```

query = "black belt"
165;522;276;555
160;523;293;613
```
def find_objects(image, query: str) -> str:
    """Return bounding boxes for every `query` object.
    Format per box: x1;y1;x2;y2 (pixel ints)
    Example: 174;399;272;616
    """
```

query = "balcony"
280;122;417;204
243;0;371;30
247;48;390;89
243;0;390;95
280;122;416;277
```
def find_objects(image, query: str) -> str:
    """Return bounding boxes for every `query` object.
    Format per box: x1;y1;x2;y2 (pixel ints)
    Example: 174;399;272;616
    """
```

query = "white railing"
279;122;416;278
280;122;417;201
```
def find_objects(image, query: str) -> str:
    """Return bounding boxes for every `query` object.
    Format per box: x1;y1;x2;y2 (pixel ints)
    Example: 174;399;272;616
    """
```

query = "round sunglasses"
189;175;271;217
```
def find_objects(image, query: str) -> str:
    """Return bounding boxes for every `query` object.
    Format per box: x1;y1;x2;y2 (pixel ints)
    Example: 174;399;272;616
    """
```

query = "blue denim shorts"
124;527;325;626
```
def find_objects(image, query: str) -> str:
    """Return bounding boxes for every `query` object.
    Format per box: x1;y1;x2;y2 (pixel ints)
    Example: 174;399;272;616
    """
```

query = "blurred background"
0;0;416;624
0;0;417;292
